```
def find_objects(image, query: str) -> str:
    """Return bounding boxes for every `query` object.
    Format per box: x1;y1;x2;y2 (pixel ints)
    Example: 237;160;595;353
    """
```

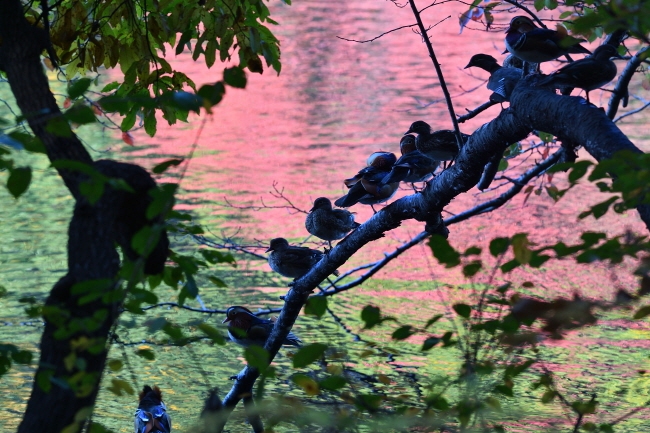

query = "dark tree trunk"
0;2;169;432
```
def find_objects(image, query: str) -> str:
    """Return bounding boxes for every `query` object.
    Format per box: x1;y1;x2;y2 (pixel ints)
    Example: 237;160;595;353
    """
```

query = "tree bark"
0;2;169;432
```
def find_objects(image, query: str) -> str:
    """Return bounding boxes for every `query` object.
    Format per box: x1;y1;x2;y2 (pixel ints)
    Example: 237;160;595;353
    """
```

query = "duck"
305;197;360;249
266;237;337;281
536;44;620;104
134;385;171;433
464;54;523;103
381;135;439;185
505;15;591;63
404;121;468;161
335;152;399;212
222;305;302;347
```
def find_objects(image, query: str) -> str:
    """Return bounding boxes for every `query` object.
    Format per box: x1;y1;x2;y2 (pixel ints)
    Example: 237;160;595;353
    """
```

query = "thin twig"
458;101;498;123
336;23;418;43
408;0;463;148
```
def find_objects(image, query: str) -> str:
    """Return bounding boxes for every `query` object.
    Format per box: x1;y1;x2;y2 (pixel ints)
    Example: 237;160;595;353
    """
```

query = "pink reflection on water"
113;0;648;298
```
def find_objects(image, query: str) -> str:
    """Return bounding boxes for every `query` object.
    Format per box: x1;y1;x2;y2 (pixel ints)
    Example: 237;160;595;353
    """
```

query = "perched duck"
335;152;399;212
266;237;337;280
505;15;591;63
134;385;171;433
536;44;620;104
404;121;468;161
305;197;360;249
381;135;439;185
464;54;523;103
223;305;302;347
343;151;396;187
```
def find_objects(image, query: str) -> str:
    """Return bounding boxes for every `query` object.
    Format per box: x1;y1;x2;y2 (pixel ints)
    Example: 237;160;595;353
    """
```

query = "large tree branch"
218;78;648;428
0;0;92;199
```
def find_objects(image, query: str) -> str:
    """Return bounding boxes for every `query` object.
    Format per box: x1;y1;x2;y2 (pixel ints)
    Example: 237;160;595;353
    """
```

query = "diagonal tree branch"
216;77;648;429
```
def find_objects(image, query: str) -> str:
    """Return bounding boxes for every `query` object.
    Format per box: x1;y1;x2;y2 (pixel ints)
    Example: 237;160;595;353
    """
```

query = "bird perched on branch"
504;15;591;63
306;197;360;249
134;385;171;433
404;121;468;163
536;44;620;104
464;54;523;103
266;237;338;281
223;305;302;347
335;151;399;212
381;135;439;186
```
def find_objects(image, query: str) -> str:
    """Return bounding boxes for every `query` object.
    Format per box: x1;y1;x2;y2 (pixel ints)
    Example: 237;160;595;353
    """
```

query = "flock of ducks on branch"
137;15;623;432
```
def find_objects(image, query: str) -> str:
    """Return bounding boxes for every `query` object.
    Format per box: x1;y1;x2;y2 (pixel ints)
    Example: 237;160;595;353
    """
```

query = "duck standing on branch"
404;121;468;167
134;385;171;433
266;237;338;282
536;44;620;104
464;54;523;103
223;305;302;347
335;151;399;212
381;134;439;187
504;15;591;63
306;197;360;249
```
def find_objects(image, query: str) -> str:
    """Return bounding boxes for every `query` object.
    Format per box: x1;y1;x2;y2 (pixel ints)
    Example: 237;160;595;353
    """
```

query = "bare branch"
336;23;418;43
407;0;463;147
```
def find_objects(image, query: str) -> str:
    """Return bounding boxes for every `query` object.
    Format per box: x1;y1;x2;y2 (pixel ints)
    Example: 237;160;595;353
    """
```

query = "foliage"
3;0;650;431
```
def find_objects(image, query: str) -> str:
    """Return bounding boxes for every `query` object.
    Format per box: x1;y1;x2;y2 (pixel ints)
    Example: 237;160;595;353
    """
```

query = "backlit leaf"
293;343;327;368
7;167;32;198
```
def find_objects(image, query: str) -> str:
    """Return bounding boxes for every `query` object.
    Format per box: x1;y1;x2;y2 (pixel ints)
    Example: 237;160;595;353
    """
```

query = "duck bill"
404;128;414;135
222;317;231;324
265;247;273;253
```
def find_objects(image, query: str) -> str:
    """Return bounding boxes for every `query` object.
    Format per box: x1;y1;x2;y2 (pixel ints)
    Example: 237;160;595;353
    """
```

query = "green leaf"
153;159;184;174
424;314;443;329
7;167;32;198
101;81;120;92
634;305;650;319
64;105;97;125
489;237;510;257
45;117;73;137
245;345;270;370
197;82;225;107
319;375;347;391
11;350;32;364
361;305;381;329
0;285;7;298
143;110;157;137
428;235;461;267
107;379;135;396
512;233;532;264
392;325;415;340
453;303;472;319
198;323;226;345
0;355;11;376
304;296;327;318
224;67;247;89
292;374;319;395
208;276;228;288
293;343;328;368
422;336;441;351
135;349;155;360
568;160;593;183
108;359;123;371
463;261;482;277
68;78;93;99
98;96;131;113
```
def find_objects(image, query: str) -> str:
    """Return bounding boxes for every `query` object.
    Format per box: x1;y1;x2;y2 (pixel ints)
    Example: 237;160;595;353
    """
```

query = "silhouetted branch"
607;46;650;119
458;101;498;123
408;0;463;148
